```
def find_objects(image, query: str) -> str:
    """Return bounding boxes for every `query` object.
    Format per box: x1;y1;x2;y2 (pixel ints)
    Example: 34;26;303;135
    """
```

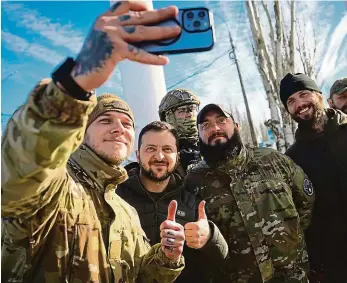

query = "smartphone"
134;7;215;55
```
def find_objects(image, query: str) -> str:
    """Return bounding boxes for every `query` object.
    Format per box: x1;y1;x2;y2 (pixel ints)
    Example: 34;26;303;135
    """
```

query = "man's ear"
136;150;140;162
327;98;334;108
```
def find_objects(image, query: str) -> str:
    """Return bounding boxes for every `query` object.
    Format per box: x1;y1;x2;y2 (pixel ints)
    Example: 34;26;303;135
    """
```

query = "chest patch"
177;210;186;217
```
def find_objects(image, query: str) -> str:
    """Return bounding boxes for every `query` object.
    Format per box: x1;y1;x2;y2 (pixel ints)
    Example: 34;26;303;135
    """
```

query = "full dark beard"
291;101;325;129
199;129;243;168
139;160;176;183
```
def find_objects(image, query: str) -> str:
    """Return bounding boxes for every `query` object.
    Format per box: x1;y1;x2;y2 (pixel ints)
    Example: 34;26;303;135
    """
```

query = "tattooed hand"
71;1;181;91
160;200;185;261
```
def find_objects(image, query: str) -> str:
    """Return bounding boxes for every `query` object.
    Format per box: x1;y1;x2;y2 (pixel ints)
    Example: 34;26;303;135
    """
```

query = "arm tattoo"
110;1;122;12
123;26;136;34
73;29;114;76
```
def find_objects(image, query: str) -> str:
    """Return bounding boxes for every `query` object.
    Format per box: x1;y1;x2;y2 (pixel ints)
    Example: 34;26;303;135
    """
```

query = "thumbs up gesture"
160;200;185;261
184;201;211;249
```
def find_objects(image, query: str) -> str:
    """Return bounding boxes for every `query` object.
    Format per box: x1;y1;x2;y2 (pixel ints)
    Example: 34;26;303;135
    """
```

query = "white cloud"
317;13;347;87
2;31;64;65
2;2;84;54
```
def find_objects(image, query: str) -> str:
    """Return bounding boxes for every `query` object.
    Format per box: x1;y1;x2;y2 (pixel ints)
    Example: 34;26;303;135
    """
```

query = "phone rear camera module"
193;20;201;28
198;11;206;18
187;12;194;19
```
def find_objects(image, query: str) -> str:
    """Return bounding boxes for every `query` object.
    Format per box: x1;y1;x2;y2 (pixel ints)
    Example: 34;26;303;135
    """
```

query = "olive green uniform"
1;79;184;283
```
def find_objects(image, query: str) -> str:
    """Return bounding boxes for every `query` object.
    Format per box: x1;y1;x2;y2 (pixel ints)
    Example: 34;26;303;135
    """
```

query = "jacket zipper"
137;176;181;243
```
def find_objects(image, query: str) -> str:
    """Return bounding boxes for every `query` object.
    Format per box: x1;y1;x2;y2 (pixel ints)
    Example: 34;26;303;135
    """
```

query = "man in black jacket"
117;121;228;283
280;73;347;283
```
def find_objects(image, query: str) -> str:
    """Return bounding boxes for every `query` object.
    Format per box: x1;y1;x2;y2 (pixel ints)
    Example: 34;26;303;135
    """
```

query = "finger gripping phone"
134;7;215;55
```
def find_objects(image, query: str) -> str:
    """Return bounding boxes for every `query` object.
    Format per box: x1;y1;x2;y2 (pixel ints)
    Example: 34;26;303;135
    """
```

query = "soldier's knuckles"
97;16;111;27
132;11;145;21
136;25;146;38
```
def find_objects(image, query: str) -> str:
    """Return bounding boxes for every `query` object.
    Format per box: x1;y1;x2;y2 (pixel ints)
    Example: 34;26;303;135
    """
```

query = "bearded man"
280;73;347;283
117;121;228;283
183;103;315;282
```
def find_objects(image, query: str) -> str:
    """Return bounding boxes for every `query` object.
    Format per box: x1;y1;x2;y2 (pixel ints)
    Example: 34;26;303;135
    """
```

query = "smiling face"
84;111;135;165
137;130;178;182
286;90;325;124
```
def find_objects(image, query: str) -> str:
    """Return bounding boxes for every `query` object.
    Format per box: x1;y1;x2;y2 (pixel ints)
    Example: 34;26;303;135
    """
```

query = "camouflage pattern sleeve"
199;221;228;266
136;237;185;282
1;79;96;218
290;162;315;230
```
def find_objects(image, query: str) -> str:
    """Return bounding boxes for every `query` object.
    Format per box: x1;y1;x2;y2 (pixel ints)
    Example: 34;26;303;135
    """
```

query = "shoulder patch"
303;179;314;196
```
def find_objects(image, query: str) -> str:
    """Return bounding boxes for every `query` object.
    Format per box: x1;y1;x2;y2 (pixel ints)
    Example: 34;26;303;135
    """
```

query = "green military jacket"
184;146;315;283
1;79;184;283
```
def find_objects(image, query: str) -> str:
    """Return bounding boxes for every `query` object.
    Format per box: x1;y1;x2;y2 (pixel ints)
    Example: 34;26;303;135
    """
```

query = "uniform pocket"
66;213;110;283
251;179;302;267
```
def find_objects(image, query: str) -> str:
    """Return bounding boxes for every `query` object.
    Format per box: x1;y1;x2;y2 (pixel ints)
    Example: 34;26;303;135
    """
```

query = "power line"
167;49;232;90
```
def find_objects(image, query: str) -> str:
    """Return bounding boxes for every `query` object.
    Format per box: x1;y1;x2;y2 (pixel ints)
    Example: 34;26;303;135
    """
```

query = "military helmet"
159;88;200;120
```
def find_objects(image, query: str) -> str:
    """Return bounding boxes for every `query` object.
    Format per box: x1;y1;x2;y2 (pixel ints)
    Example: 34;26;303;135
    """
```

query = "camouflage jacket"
1;79;184;283
183;146;315;283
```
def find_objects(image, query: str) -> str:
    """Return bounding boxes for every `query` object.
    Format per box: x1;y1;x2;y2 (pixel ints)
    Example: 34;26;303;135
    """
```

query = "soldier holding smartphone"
2;2;185;282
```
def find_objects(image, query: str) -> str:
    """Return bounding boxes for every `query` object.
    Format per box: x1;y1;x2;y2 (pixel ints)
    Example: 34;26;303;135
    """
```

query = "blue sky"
2;1;347;131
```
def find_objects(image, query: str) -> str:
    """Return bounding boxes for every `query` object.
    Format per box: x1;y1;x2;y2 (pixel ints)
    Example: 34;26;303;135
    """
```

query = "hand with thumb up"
160;200;185;261
184;200;211;249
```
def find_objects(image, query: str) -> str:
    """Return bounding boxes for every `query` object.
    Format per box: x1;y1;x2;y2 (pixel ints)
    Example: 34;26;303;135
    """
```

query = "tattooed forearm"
110;1;122;12
73;29;114;76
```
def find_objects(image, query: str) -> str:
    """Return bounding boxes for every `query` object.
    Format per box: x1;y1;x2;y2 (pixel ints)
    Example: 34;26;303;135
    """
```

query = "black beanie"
280;73;321;109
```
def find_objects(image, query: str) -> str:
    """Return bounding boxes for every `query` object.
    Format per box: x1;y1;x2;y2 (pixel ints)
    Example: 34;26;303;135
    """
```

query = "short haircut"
138;121;179;149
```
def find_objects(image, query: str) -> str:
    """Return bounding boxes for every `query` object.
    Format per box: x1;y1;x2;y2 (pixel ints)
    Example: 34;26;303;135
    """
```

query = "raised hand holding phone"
160;200;185;261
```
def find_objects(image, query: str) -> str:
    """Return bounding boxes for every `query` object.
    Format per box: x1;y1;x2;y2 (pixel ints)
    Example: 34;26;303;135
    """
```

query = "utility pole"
216;13;258;146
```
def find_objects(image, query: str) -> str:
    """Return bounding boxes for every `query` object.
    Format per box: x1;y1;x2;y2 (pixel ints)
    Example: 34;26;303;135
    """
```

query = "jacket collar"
295;108;347;141
217;145;252;177
70;144;128;190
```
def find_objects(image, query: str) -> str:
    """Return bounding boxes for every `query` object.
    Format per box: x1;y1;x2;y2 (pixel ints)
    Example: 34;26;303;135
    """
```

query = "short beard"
139;158;176;182
339;104;347;114
291;100;325;129
199;128;243;168
84;135;125;166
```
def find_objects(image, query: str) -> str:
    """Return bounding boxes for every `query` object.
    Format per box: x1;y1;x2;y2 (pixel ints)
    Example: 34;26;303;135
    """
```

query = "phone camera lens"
187;12;194;19
198;11;205;18
193;20;201;28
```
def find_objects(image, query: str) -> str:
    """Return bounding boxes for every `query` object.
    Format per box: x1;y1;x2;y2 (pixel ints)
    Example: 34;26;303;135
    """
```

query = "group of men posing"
1;2;346;283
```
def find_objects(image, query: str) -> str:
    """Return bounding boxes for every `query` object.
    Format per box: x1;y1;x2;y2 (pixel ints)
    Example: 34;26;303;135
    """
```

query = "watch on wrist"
52;57;92;101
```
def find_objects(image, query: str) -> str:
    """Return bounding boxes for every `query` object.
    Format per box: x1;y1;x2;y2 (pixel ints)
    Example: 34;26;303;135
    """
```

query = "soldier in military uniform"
328;77;347;114
183;103;315;282
159;89;201;175
1;2;185;282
